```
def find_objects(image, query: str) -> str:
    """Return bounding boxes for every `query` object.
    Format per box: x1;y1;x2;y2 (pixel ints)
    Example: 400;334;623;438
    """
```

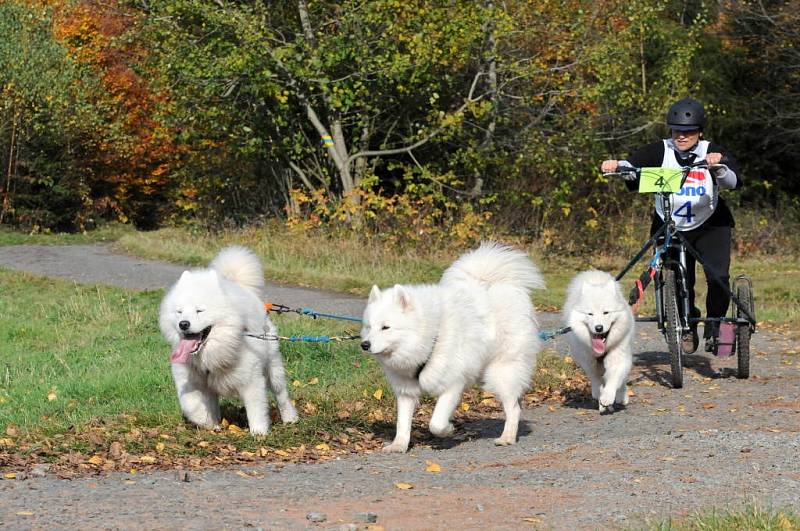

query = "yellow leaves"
460;402;470;412
87;455;105;466
4;472;17;480
315;443;330;452
0;438;14;447
155;442;166;453
563;356;574;364
425;460;441;473
303;402;318;415
47;389;57;402
395;482;414;490
373;389;384;401
139;455;157;464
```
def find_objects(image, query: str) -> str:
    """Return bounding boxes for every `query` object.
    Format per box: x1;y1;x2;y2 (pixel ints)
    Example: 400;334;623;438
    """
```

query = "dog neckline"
414;335;438;380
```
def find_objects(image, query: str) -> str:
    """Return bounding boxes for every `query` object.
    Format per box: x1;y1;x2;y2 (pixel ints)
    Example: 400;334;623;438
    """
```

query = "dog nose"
179;320;191;331
360;340;371;351
594;324;604;333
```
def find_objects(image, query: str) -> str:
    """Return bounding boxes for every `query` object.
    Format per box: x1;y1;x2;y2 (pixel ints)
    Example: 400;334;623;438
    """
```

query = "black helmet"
666;98;707;131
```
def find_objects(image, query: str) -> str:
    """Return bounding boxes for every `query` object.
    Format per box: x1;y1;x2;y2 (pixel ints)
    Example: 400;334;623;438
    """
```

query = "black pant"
651;218;732;338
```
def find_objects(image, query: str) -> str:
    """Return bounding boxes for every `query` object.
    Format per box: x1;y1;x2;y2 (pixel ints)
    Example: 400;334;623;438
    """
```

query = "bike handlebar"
602;158;728;180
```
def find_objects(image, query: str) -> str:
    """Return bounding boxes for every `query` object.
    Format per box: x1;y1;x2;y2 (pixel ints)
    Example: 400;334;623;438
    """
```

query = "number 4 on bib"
674;201;694;223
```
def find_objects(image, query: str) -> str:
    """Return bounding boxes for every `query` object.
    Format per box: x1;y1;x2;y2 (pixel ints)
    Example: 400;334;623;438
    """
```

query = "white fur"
360;242;544;452
159;246;298;435
563;270;635;413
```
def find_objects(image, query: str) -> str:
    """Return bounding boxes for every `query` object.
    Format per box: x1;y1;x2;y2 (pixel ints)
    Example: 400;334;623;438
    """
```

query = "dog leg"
599;358;629;412
429;386;462;438
383;393;416;453
494;394;521;446
239;376;271;436
171;364;221;430
266;353;298;423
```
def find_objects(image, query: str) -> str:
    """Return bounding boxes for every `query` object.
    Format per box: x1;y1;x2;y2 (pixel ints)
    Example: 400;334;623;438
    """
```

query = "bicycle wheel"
662;269;684;388
736;283;752;379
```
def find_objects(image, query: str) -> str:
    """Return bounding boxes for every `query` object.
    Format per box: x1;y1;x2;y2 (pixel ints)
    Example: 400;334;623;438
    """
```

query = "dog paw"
493;436;516;446
281;409;299;423
429;422;455;438
249;425;270;436
598;401;615;413
381;442;409;454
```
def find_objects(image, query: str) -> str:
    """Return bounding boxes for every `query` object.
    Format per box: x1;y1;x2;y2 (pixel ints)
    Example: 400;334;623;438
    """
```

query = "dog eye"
603;311;609;315
381;325;390;331
197;309;205;313
587;312;594;316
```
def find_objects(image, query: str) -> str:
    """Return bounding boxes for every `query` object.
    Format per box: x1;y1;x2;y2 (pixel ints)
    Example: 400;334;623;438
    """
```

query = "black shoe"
704;336;716;353
682;328;699;354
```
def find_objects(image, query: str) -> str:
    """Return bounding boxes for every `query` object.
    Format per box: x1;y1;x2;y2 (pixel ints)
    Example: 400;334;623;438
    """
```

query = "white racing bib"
655;139;718;230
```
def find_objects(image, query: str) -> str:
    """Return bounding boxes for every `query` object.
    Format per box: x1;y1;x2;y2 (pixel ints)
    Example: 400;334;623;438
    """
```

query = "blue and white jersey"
656;139;716;230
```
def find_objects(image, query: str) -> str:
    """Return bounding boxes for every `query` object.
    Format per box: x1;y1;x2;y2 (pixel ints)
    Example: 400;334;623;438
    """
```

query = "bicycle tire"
662;269;684;388
736;283;752;379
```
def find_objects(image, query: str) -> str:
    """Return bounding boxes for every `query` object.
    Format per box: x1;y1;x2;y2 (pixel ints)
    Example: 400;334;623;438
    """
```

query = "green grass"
0;223;133;246
0;267;389;459
653;505;800;530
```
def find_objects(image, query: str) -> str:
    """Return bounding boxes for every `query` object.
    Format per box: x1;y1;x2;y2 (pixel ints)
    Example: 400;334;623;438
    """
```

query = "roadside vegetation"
653;505;800;531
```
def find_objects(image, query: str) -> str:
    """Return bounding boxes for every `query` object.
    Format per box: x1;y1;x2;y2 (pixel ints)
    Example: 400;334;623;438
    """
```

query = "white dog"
563;270;634;412
360;242;544;452
159;246;298;435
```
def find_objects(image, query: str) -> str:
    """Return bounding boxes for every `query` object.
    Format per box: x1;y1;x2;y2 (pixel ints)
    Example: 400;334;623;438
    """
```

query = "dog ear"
368;285;381;304
393;285;413;312
179;270;192;282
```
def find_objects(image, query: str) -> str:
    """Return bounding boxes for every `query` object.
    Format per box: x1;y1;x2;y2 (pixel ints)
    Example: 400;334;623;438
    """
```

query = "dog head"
567;273;629;357
359;284;418;359
160;269;226;363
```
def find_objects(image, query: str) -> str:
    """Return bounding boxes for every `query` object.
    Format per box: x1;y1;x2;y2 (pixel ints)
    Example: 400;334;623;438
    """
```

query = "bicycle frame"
613;162;755;331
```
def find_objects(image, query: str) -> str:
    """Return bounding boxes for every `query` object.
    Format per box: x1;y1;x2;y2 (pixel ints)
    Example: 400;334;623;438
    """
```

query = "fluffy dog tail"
210;246;266;297
442;241;545;292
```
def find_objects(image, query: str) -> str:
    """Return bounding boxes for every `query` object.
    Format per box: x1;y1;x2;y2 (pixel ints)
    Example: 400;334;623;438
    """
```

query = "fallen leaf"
156;442;166;453
564;356;574;364
87;455;104;466
373;389;383;401
235;471;251;478
4;472;17;479
47;389;57;402
308;377;319;385
425;460;441;473
292;380;302;388
5;426;18;437
139;455;157;464
15;511;34;516
460;402;470;412
702;403;715;410
547;405;556;412
274;449;290;457
0;438;14;447
522;517;542;523
315;443;330;452
395;482;414;490
627;389;636;397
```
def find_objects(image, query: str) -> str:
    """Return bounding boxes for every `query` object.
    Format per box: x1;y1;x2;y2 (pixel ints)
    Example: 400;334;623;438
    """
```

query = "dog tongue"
591;336;606;355
170;338;199;364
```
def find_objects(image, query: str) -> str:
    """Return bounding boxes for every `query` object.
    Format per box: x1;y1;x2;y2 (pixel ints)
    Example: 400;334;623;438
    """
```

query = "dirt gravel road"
1;244;799;530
